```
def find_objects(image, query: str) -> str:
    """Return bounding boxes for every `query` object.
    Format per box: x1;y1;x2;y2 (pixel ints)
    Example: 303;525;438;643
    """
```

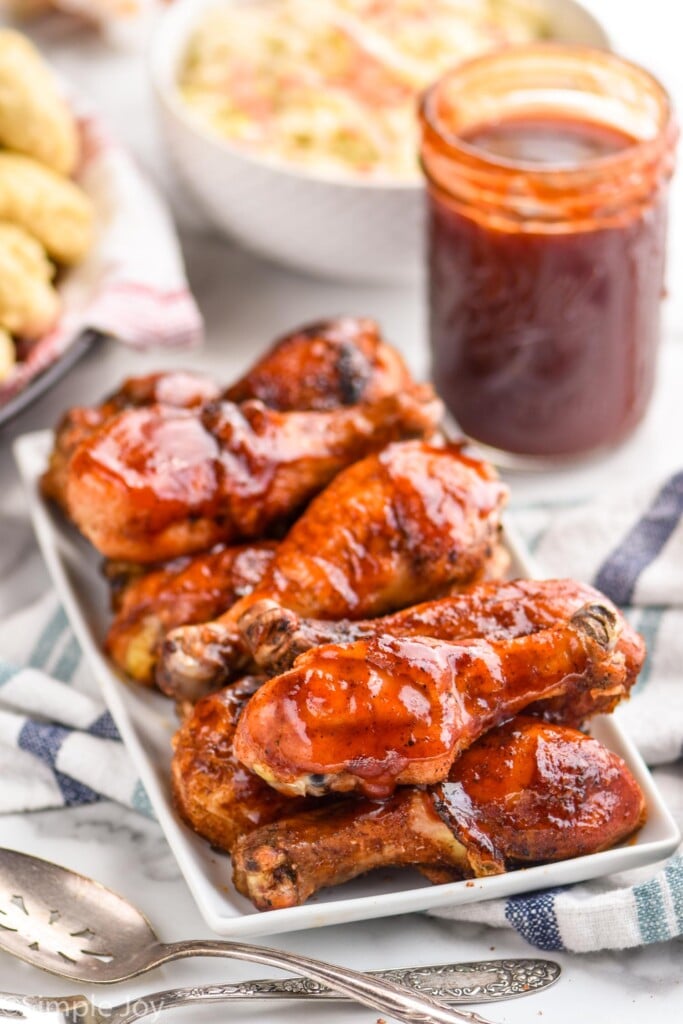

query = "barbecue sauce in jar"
420;47;677;459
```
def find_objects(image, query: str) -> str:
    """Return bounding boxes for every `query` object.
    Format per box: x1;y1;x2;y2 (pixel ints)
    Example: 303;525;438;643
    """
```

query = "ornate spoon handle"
109;958;560;1022
221;958;561;1002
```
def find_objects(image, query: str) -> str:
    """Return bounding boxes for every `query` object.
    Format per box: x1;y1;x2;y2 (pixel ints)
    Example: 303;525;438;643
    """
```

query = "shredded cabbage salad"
179;0;550;180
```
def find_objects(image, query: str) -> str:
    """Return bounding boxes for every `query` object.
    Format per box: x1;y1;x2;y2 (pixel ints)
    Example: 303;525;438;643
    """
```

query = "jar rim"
420;43;676;180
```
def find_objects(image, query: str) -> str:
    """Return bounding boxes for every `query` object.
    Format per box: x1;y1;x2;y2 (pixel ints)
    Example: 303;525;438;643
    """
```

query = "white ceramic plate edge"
14;429;681;937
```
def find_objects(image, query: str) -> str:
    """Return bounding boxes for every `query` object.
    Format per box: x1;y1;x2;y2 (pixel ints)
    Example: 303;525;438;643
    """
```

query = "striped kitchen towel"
0;592;152;817
1;471;683;952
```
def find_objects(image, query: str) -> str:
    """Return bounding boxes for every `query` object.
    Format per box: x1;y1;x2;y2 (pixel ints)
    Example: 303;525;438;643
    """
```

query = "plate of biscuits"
0;27;200;425
0;27;96;422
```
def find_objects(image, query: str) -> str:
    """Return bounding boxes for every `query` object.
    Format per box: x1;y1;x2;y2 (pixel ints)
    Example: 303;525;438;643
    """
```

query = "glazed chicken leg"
157;441;508;700
234;603;628;798
106;537;508;691
42;317;412;510
223;316;412;410
232;716;646;910
239;577;646;717
65;386;440;563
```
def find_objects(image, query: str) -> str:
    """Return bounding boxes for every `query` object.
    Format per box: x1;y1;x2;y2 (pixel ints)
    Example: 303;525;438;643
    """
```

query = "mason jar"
420;45;677;460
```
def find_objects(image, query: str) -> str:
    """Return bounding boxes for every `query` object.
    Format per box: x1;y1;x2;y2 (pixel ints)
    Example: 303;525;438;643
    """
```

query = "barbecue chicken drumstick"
172;676;310;853
232;716;646;910
223;316;412;410
42;317;411;510
105;542;277;686
240;577;645;699
234;603;628;798
107;535;508;691
158;441;508;701
65;386;440;563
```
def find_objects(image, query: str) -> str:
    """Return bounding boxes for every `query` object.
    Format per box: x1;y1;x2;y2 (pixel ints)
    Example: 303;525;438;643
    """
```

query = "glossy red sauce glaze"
78;406;221;517
434;716;646;865
65;391;443;563
233;619;624;799
232;441;508;623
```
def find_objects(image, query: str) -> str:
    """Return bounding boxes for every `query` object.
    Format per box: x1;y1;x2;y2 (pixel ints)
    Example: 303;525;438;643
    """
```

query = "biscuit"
0;328;15;383
0;152;94;265
0;222;60;340
0;29;79;177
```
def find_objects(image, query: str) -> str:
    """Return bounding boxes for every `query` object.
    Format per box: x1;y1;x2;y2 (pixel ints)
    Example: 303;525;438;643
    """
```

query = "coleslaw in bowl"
178;0;553;182
151;0;609;281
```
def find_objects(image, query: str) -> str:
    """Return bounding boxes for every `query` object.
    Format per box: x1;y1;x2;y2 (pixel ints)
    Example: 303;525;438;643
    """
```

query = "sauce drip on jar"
421;47;677;459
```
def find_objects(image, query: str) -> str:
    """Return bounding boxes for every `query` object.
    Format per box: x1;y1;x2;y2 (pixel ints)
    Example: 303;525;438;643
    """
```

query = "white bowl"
149;0;609;283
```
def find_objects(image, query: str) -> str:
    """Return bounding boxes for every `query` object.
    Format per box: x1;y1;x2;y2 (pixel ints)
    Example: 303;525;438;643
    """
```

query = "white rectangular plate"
14;429;681;937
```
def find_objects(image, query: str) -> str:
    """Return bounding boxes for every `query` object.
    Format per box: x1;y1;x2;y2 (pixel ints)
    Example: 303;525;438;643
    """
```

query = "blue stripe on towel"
17;720;102;806
17;719;69;767
633;877;670;944
131;779;154;819
89;711;121;740
664;856;683;932
53;769;102;807
631;607;665;694
52;635;82;684
28;606;68;670
505;889;564;951
594;471;683;604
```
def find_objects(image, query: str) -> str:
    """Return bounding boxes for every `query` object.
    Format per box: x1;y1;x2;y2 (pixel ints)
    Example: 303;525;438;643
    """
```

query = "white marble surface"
1;2;683;1022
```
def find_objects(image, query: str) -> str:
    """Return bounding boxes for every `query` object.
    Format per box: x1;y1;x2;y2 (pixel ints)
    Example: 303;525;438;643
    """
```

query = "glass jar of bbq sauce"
420;46;677;460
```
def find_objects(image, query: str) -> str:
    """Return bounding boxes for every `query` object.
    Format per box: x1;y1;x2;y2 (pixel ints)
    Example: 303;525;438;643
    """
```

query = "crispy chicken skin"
232;716;646;910
65;387;441;563
105;542;277;686
171;677;310;853
41;370;221;510
223;317;412;410
240;577;645;696
233;603;627;798
42;317;414;510
234;790;460;912
157;441;508;701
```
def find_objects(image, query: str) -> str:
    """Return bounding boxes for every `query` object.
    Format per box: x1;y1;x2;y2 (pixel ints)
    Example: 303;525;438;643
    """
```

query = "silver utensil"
0;960;561;1022
0;964;558;1024
0;848;499;1024
156;958;560;1003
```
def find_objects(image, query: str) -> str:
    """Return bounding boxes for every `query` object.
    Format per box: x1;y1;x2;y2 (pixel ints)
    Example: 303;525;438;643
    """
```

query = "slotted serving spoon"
0;848;500;1024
